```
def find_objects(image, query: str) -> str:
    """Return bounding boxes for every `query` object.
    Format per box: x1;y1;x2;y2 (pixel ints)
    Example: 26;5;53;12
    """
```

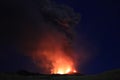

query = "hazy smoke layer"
0;0;80;73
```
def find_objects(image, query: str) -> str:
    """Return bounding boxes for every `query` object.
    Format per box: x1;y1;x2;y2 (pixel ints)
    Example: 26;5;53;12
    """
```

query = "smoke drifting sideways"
0;0;80;74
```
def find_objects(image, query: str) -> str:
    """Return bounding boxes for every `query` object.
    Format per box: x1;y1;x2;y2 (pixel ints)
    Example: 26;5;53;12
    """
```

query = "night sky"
0;0;120;74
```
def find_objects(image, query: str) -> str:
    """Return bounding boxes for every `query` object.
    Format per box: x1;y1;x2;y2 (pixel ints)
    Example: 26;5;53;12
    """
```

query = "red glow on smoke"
30;28;77;74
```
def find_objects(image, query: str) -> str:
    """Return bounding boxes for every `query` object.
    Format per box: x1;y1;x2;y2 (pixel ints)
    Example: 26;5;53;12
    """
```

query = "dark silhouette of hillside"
0;69;120;80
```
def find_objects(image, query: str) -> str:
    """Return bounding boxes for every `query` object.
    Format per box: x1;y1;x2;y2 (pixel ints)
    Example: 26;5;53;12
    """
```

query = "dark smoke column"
37;0;80;39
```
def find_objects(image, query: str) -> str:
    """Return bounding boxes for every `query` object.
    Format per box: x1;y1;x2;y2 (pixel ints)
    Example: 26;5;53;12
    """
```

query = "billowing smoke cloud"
0;0;80;73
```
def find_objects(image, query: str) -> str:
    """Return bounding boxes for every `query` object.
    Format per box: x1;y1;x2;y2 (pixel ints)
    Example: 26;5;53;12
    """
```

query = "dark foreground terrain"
0;69;120;80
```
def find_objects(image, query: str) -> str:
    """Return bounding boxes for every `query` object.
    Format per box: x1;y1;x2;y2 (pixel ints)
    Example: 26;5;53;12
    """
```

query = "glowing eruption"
16;0;80;74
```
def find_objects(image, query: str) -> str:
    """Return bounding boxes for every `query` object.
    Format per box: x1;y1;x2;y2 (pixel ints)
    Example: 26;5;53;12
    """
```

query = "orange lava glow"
51;54;77;74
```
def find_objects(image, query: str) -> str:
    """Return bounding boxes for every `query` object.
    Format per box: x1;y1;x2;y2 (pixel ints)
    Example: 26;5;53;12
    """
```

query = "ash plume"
0;0;80;73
